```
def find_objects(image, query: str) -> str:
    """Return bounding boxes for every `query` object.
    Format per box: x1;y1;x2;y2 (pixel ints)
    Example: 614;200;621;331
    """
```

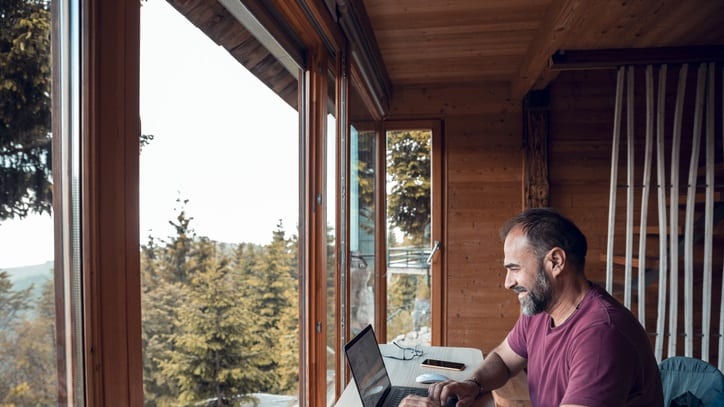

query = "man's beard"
517;263;552;316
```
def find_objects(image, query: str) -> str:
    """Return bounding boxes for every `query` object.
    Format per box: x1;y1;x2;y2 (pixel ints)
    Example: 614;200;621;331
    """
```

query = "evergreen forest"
0;201;300;406
141;202;300;406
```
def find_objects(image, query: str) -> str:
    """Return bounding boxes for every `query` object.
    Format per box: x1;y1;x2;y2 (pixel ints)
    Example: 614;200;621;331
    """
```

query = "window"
0;0;84;404
385;122;442;345
139;1;300;405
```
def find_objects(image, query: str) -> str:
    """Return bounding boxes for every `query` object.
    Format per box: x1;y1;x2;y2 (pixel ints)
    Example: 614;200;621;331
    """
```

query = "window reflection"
349;81;376;337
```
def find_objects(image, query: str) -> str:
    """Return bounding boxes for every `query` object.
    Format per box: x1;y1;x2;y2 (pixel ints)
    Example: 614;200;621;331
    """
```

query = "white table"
334;344;484;406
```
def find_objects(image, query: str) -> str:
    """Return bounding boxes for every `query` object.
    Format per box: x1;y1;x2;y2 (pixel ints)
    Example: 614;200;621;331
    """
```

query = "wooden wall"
548;70;617;290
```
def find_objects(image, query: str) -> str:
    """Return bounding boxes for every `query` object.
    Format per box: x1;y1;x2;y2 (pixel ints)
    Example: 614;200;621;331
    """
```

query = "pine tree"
142;235;183;406
275;284;299;394
235;222;298;394
386;130;431;245
386;274;417;341
161;198;196;283
0;0;52;221
268;223;298;394
0;271;32;332
0;271;33;400
141;215;187;405
1;278;57;405
163;237;272;405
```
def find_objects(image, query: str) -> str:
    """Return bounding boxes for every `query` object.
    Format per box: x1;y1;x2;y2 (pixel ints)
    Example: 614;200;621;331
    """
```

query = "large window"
139;1;300;405
0;1;424;404
0;0;83;404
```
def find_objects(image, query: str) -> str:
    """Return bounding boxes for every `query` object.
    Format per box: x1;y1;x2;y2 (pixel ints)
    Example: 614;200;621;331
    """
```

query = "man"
400;208;663;407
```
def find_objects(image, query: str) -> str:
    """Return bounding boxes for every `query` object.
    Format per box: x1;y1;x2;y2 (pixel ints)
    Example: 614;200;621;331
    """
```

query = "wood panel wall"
389;83;523;354
548;70;617;288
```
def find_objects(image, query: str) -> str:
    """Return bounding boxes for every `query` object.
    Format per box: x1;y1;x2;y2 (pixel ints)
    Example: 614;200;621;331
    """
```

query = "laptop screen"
344;324;392;407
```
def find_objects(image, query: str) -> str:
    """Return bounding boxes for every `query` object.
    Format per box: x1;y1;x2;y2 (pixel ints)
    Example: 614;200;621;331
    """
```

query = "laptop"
344;324;429;407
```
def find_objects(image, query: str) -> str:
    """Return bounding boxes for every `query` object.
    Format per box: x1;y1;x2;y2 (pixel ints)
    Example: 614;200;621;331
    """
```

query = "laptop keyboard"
384;386;429;406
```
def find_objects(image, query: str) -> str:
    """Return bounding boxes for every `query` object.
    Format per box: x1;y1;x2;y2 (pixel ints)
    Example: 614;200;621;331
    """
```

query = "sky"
0;0;299;269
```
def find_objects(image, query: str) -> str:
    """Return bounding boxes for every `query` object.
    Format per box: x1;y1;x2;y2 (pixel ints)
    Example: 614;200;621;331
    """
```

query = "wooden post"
655;65;669;362
523;89;550;209
607;67;625;294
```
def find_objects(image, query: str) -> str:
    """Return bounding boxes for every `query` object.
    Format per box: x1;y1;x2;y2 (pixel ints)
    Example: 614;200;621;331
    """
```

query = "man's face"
503;227;553;316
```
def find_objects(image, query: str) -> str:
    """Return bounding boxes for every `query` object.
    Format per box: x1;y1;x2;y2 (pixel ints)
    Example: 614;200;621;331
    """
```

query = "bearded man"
400;208;663;407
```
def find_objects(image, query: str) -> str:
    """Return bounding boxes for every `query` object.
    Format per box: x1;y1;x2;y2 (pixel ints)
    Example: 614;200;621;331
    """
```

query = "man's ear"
547;247;566;277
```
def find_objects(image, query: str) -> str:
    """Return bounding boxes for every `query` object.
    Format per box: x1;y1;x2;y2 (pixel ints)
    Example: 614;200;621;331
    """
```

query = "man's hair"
500;208;588;271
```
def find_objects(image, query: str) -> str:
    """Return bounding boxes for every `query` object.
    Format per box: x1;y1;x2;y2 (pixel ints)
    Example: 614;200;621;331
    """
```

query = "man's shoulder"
582;283;632;318
574;284;650;343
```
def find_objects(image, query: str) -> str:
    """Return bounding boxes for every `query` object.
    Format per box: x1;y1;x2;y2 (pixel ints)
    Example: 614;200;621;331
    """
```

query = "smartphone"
420;358;466;371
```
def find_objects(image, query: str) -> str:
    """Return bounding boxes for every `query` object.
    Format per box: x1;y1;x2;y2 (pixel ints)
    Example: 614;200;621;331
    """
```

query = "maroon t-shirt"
507;283;663;407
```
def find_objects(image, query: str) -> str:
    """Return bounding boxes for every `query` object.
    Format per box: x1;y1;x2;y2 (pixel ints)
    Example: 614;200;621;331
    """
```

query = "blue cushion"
660;357;724;407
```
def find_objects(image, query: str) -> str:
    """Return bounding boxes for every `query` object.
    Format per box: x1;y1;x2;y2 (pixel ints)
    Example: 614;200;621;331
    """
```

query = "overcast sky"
0;0;299;269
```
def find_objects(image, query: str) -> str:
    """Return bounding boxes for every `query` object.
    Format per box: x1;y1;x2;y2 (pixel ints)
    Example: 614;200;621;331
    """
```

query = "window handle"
426;240;441;265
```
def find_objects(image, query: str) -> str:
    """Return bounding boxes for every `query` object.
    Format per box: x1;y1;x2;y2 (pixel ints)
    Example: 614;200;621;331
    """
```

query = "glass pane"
0;0;81;403
325;70;337;406
140;2;299;405
386;129;432;345
349;83;376;336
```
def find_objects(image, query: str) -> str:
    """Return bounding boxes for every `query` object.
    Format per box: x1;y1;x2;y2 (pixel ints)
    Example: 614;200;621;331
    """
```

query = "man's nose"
504;270;516;290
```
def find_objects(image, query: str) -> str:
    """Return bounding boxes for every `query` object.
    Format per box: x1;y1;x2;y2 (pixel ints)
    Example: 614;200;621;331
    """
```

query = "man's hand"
428;380;480;406
398;380;480;407
398;394;442;406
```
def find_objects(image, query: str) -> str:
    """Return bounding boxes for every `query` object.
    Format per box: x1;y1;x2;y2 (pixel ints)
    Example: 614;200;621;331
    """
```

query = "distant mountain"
2;260;54;297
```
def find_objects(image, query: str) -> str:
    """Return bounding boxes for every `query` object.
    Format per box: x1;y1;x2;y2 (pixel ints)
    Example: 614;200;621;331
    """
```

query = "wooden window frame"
299;46;331;407
334;46;350;401
73;1;379;405
378;120;445;345
80;0;143;404
274;2;348;405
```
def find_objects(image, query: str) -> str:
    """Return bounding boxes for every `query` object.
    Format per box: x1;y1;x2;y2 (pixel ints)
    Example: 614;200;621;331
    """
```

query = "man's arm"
424;337;527;407
465;337;527;394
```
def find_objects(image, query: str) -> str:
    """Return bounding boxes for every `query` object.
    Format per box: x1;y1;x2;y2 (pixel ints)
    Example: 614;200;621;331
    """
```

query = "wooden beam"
227;0;305;72
511;0;587;100
550;46;724;70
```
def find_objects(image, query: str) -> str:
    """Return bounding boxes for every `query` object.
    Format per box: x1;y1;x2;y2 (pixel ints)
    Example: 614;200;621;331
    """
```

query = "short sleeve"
561;323;636;406
506;316;530;359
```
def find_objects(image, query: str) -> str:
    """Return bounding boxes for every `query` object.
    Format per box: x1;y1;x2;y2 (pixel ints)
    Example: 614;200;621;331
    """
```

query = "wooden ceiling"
361;0;724;98
170;0;724;108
